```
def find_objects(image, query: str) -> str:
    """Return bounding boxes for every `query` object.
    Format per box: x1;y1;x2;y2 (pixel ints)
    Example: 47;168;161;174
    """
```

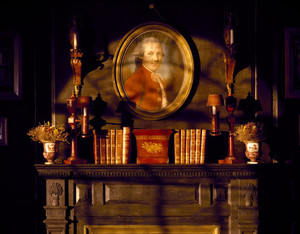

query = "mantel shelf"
35;163;281;179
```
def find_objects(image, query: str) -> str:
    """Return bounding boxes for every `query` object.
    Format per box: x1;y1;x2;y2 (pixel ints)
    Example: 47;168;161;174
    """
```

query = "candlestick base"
219;157;244;164
64;157;87;164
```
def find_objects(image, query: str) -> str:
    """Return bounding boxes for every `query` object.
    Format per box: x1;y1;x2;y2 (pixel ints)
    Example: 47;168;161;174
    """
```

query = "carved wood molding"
35;164;266;179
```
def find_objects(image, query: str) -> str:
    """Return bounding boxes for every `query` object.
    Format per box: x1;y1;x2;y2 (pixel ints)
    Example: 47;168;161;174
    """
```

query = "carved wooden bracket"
49;182;63;206
241;183;257;207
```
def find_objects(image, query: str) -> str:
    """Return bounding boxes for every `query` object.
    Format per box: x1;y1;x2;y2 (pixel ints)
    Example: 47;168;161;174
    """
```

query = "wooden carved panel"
213;183;228;204
46;179;65;206
104;184;199;205
76;183;92;205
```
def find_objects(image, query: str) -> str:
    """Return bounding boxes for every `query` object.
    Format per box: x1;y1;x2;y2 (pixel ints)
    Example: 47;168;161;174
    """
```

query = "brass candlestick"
219;12;243;164
64;93;88;164
219;95;243;164
64;17;91;164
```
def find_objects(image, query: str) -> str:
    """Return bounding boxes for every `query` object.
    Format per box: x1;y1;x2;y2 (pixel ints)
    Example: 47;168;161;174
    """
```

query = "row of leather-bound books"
93;127;207;165
174;129;207;164
93;127;131;165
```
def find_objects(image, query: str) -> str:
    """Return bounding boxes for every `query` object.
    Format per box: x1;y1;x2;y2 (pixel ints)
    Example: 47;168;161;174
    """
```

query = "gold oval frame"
113;22;194;120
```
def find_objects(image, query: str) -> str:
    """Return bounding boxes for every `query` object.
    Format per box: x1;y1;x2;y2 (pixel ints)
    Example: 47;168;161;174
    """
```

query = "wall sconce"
207;94;224;136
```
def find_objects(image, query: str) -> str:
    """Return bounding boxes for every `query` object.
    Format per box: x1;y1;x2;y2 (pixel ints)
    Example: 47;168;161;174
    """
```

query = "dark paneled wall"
0;2;52;233
0;0;299;233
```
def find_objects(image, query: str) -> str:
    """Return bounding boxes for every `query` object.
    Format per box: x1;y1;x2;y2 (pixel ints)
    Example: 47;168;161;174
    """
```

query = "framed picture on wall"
0;31;22;100
113;22;195;120
0;117;8;146
285;28;300;99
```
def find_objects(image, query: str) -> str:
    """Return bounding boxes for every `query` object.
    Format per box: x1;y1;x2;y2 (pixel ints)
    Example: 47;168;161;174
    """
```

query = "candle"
73;34;77;49
83;107;88;116
212;106;217;115
229;29;234;45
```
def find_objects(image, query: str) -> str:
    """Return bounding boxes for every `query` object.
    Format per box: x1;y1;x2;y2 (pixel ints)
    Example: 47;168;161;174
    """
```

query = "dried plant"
234;122;266;143
27;121;69;143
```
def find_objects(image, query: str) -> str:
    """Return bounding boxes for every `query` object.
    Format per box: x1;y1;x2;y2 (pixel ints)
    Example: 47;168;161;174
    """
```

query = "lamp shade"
207;94;224;107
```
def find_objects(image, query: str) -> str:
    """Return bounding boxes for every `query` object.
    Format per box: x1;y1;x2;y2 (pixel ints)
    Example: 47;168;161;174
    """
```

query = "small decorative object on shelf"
237;92;262;122
244;142;260;164
42;142;59;165
234;122;266;164
27;121;69;164
133;129;173;164
207;94;224;136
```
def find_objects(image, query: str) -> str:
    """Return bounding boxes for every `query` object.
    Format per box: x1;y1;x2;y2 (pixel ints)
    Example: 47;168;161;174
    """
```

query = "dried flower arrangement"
27;121;69;143
234;122;266;143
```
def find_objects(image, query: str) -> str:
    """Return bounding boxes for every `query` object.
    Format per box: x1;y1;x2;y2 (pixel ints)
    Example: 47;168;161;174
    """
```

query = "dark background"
0;0;299;233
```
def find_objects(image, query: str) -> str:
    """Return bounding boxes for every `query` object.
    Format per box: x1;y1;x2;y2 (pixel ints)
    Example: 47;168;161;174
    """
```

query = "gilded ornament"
141;141;163;154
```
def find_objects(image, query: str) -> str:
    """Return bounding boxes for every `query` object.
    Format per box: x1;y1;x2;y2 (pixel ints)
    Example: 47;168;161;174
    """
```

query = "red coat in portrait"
124;65;167;111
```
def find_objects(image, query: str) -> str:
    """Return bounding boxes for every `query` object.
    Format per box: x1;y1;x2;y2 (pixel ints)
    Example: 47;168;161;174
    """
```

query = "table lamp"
207;94;224;136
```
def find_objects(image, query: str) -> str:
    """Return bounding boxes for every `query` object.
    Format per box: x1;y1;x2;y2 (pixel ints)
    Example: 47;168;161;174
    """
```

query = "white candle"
73;34;77;49
83;107;88;116
212;106;217;115
229;29;234;45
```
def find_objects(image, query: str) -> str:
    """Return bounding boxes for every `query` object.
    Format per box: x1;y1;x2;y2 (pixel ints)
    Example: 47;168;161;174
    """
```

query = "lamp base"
64;157;87;164
210;131;221;136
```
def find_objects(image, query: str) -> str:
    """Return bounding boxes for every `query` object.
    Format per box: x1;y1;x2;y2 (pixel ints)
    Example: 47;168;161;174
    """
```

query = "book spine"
100;132;106;165
180;129;186;164
190;129;196;164
200;129;207;164
122;127;131;164
106;130;111;164
185;129;190;164
93;130;100;164
174;129;180;164
115;129;123;164
110;129;116;164
195;129;201;164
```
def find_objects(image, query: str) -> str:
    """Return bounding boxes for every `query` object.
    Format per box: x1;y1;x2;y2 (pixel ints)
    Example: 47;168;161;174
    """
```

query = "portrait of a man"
113;23;194;120
124;37;168;111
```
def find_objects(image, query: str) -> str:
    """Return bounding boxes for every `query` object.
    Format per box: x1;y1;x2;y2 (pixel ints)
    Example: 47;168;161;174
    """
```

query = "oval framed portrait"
113;22;194;120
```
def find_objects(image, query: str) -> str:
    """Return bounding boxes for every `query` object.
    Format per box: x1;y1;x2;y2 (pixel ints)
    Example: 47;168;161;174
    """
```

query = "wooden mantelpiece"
35;164;263;234
36;164;262;179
